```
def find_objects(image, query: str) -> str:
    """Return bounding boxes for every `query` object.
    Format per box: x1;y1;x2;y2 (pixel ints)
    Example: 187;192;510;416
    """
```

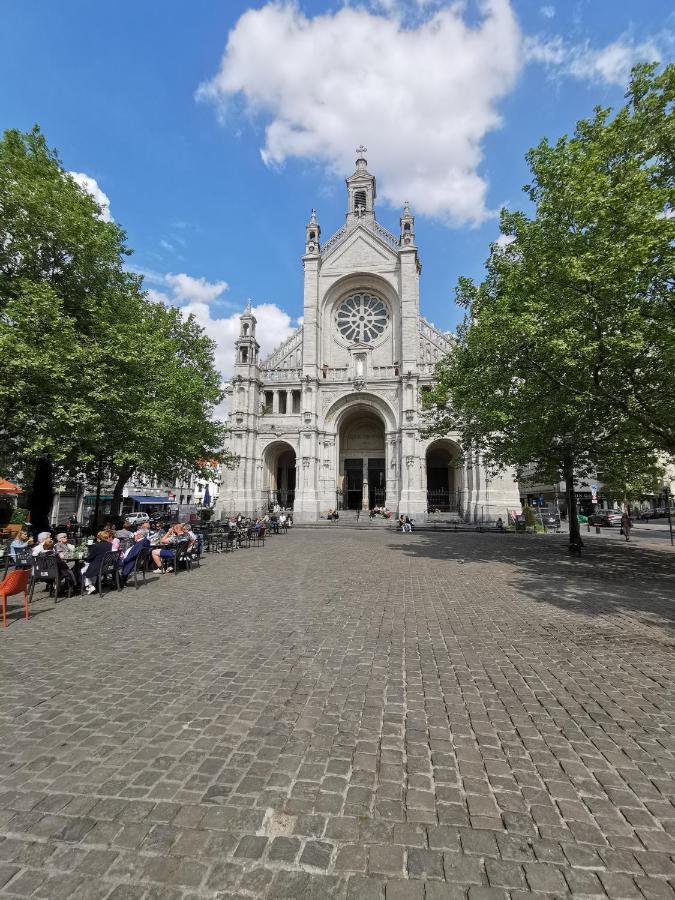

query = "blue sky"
1;0;672;378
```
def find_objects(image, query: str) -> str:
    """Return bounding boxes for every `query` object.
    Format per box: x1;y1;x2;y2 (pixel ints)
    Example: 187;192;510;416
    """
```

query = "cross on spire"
356;145;367;157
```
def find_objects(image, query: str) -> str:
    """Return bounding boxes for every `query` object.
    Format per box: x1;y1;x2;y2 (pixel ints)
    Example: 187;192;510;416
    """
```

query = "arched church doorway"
338;408;386;510
262;441;296;509
426;440;462;512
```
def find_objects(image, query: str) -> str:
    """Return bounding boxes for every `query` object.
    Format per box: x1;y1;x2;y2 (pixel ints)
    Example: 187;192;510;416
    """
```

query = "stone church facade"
217;149;520;523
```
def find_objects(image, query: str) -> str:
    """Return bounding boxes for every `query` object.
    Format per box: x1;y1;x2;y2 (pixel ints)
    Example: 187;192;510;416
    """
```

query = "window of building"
354;189;366;210
240;345;248;363
242;323;249;335
292;390;301;413
336;293;389;343
278;391;287;414
263;391;273;414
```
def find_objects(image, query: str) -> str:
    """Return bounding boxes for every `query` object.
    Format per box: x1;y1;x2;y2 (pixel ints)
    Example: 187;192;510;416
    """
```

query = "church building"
217;148;520;523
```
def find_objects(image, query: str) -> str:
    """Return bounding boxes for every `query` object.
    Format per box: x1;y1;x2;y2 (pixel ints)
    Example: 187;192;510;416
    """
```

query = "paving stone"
385;879;424;900
1;531;674;898
301;840;333;869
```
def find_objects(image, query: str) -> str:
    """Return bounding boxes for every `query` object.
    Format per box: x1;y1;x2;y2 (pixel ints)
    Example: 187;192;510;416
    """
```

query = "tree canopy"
0;126;233;524
424;63;674;545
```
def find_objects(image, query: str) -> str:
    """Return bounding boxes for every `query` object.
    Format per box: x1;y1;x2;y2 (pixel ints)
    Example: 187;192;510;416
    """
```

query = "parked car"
539;508;560;528
591;510;623;527
126;512;150;525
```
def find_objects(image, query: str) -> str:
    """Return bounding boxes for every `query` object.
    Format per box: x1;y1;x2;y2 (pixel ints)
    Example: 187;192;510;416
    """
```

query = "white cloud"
68;171;113;222
524;34;663;85
165;272;229;303
198;0;522;226
134;267;299;414
540;5;555;18
494;232;516;250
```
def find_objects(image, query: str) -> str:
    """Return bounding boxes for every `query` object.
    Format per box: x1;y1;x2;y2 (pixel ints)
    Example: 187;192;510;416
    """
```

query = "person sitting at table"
54;533;75;557
81;530;113;595
121;530;151;582
9;530;31;560
102;527;120;551
115;520;134;539
40;537;76;591
32;531;52;556
151;523;192;572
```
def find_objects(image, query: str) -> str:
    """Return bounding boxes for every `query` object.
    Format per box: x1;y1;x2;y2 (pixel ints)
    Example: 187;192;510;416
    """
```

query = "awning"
132;496;174;505
84;494;113;502
0;478;21;495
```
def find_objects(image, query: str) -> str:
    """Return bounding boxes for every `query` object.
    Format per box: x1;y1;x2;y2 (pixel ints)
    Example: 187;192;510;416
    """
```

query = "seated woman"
81;530;113;594
54;533;75;557
151;523;192;572
40;538;76;591
9;530;31;560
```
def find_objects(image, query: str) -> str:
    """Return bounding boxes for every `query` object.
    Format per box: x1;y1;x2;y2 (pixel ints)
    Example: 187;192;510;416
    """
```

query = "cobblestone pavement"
1;530;674;899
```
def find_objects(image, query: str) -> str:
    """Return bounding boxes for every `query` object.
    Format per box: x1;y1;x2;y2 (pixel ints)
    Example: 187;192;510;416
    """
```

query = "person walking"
621;510;632;542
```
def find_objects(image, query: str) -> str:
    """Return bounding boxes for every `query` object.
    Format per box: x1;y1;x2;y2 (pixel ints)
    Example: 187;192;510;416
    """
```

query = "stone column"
362;457;369;510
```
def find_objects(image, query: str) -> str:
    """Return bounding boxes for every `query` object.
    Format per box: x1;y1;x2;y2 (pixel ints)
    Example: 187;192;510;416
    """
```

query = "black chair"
187;540;201;569
163;540;191;575
29;553;72;603
126;545;151;589
224;531;237;552
84;550;121;596
13;547;33;569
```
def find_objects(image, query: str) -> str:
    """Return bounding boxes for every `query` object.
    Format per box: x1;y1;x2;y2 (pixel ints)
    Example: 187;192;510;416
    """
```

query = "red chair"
0;568;31;627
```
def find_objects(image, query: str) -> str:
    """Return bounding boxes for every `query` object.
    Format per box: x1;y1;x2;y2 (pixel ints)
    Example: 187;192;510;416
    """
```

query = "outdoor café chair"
126;545;151;590
29;553;72;604
1;567;31;627
83;550;121;596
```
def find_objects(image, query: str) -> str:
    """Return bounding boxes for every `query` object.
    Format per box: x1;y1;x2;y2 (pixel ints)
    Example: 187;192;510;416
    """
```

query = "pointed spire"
244;300;252;315
309;208;318;225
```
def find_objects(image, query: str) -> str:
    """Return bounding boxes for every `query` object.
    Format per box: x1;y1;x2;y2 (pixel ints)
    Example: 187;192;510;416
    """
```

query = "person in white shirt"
32;531;52;556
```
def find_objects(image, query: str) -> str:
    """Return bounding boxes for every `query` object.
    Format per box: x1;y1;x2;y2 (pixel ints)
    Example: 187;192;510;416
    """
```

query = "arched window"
242;323;249;336
404;222;411;232
309;231;315;240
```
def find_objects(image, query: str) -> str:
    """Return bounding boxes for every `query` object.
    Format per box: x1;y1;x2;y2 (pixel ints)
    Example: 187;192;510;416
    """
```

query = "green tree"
0;126;233;526
425;63;675;551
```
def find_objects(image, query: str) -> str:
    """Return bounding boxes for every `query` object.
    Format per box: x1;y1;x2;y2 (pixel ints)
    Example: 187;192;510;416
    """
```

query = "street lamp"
662;481;674;547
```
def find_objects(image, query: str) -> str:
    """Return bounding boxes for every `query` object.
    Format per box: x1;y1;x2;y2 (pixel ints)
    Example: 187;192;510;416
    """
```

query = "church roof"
320;218;400;260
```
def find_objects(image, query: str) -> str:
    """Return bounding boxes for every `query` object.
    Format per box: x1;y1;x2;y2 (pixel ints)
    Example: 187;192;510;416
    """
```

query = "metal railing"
266;489;295;510
426;489;462;513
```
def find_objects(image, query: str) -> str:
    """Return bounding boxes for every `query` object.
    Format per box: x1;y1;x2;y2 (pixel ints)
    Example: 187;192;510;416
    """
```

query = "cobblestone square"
1;529;674;898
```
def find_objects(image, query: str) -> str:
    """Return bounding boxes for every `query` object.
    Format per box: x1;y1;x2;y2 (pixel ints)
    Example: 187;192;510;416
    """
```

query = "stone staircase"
306;509;394;528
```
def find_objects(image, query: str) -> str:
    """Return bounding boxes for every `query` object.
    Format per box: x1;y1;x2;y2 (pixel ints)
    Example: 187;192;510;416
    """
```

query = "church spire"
346;145;376;226
305;208;320;256
400;201;415;247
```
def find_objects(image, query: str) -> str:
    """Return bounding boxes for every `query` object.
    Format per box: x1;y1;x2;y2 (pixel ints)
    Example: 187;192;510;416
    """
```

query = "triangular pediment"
321;224;397;270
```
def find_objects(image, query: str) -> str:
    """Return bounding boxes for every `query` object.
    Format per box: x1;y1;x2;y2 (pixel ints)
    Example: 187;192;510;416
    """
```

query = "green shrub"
523;506;537;528
10;507;28;524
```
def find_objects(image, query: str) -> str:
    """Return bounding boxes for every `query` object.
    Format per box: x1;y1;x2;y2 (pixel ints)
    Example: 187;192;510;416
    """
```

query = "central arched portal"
262;441;296;509
338;408;386;510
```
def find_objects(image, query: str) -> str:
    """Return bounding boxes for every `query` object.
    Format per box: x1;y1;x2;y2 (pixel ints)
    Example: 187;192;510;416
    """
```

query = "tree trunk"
564;456;581;553
111;465;136;521
28;457;54;534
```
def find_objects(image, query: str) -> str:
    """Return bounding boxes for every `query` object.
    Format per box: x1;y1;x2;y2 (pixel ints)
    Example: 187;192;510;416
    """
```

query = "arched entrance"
262;441;296;509
338;407;386;510
426;440;462;513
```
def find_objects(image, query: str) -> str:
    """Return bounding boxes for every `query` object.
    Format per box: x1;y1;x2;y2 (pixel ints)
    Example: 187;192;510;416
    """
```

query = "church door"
344;459;364;509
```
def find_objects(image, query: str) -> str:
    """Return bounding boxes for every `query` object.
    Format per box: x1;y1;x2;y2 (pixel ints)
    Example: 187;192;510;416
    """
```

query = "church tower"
345;145;376;225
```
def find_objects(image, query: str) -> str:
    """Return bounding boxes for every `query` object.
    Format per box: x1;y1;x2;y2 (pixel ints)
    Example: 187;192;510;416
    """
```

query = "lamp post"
663;483;674;547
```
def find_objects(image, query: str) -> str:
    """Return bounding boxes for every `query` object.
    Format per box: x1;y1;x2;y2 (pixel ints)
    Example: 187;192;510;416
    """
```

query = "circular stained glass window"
336;293;389;343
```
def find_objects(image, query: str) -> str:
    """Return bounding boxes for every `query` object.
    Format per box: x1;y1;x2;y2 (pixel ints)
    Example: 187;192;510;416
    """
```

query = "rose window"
336;293;389;343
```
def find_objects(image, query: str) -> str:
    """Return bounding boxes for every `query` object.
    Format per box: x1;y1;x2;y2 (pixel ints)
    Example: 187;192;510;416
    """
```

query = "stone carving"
353;377;366;391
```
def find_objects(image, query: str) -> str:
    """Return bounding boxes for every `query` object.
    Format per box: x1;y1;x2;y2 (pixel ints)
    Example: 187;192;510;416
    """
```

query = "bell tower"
346;145;376;226
305;208;321;256
234;302;259;374
400;201;416;246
